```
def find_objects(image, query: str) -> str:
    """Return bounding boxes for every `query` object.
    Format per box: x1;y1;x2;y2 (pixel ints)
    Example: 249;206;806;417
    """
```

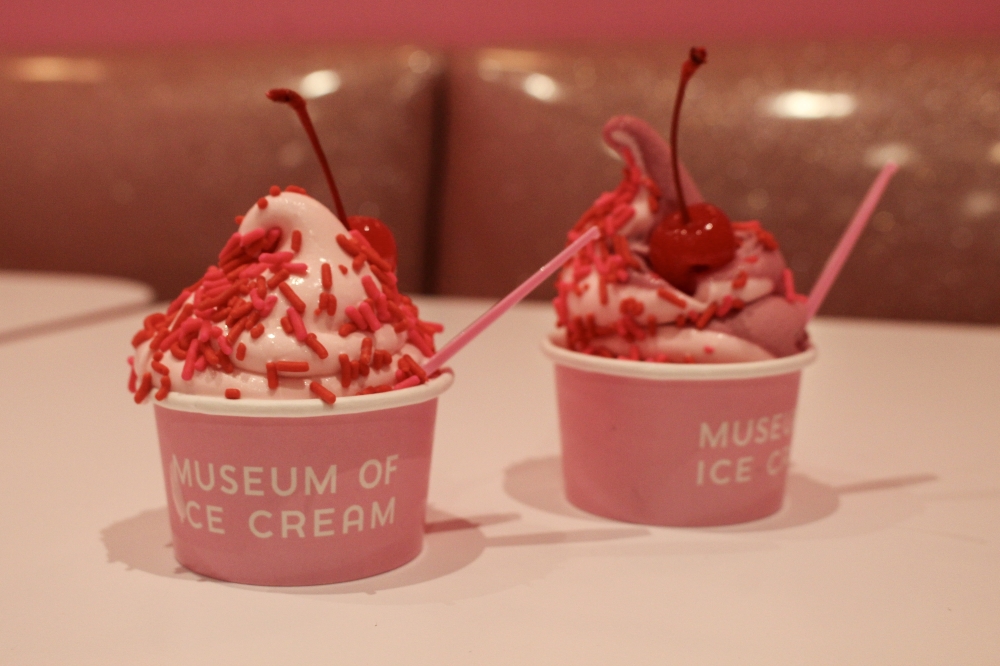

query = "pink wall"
3;0;998;48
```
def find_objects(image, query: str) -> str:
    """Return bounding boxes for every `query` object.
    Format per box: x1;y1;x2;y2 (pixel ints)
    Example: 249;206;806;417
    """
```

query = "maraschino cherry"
267;88;398;270
647;48;737;295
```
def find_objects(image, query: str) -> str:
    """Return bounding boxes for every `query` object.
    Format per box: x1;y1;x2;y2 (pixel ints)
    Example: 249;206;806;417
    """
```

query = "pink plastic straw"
806;162;898;320
396;226;601;389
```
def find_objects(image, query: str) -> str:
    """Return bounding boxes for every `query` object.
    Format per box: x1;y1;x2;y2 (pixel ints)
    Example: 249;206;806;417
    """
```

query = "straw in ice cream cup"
151;372;453;586
542;335;816;527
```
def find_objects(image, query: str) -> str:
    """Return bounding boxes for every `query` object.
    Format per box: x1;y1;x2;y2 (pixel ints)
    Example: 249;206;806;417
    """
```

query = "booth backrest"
435;42;1000;323
2;42;999;323
0;46;443;297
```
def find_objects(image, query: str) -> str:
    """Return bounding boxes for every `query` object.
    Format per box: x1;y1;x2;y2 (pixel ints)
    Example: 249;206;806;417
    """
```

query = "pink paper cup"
542;335;816;527
151;372;453;586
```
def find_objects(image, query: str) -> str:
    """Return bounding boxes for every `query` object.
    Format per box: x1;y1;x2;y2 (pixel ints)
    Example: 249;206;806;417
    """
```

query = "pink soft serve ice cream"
554;51;809;363
128;90;440;404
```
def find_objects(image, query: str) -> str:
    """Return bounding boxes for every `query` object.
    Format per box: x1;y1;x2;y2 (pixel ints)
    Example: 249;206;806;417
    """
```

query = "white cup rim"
153;371;454;418
541;333;817;381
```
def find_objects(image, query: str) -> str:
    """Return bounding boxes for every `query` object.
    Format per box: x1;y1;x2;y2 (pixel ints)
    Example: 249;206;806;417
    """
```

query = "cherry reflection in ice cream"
554;48;809;363
128;89;440;404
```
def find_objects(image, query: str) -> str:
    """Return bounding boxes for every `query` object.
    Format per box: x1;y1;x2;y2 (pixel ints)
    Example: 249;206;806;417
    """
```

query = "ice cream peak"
554;115;809;363
129;185;441;403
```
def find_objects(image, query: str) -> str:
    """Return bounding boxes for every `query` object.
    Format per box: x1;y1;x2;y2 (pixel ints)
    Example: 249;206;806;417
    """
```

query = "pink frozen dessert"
553;49;809;363
128;90;441;404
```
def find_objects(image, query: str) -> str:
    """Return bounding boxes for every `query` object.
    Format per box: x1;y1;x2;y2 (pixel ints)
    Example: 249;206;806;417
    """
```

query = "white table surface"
0;270;154;340
1;295;998;665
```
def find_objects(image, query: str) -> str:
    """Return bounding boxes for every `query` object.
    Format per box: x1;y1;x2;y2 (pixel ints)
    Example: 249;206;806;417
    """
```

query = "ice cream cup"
151;372;453;586
542;335;817;527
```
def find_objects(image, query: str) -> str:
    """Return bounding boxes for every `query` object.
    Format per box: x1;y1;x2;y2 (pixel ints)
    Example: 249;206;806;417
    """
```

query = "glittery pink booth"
543;337;815;526
152;373;452;586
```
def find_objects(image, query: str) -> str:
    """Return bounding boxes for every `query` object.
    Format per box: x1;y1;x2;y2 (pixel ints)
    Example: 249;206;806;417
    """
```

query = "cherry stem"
266;88;348;224
669;47;706;225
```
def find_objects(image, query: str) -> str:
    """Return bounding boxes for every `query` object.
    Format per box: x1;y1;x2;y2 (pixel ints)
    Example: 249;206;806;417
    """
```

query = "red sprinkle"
134;372;153;403
266;269;290;289
278;282;306;313
234;215;244;225
310;381;337;404
339;322;357;337
266;362;279;389
287;307;308;341
225;388;241;399
257;197;268;209
250;324;265;339
131;329;153;348
321;263;333;290
291;230;302;253
339;354;352;388
338;264;348;275
305;333;329;359
732;271;748;290
280;316;293;335
236;343;246;360
151;360;170;375
285;185;307;194
269;185;281;196
656;288;687;308
155;376;171;401
696;302;717;330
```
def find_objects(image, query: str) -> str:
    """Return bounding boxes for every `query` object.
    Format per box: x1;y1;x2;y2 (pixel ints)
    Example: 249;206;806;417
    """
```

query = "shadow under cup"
542;336;817;527
152;373;453;586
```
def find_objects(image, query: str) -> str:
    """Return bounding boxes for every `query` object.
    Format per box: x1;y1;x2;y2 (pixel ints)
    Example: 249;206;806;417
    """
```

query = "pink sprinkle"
359;301;382;331
251;290;266;310
782;268;798;303
260;295;277;318
717;294;734;318
361;275;381;301
407;325;434;357
345;306;367;330
202;278;230;291
704;345;715;354
158;328;182;351
259;251;294;264
240;228;265;246
198;320;212;343
182;341;198;380
349;229;372;250
745;255;759;264
194;357;207;371
283;262;308;274
374;293;390;321
166;289;191;315
239;263;268;278
220;233;241;257
287;307;308;341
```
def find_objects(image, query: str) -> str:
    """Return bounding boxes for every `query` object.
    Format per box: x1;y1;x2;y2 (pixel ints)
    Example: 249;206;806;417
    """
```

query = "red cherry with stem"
647;48;737;293
648;203;736;294
347;215;398;271
267;89;399;270
266;88;349;225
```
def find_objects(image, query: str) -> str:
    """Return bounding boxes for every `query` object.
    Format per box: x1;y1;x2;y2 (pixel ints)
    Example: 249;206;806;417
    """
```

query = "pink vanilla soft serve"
128;89;441;404
553;48;808;363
